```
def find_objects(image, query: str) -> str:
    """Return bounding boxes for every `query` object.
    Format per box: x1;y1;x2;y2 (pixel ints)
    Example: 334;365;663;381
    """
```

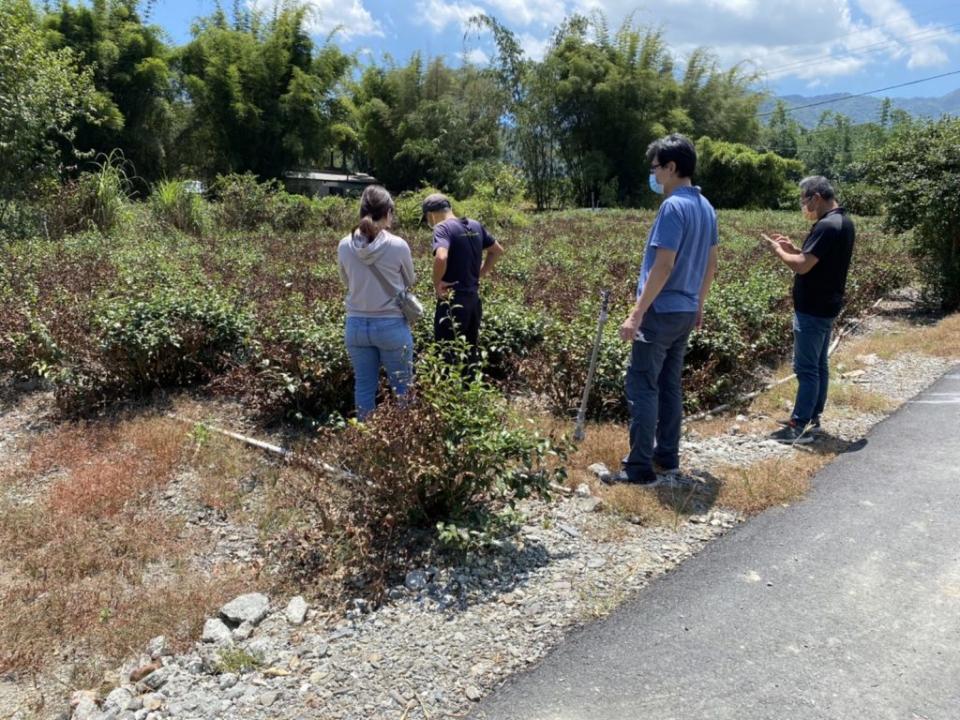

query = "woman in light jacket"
337;185;416;419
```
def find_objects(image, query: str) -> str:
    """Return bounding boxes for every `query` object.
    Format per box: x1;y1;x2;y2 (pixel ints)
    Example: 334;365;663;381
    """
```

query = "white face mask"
649;173;664;195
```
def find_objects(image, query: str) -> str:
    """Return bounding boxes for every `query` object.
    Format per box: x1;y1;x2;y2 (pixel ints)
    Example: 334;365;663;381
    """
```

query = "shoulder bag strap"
365;259;399;298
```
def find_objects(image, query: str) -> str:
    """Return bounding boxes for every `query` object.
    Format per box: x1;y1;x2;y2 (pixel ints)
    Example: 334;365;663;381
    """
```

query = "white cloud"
459;47;491;64
572;0;959;86
248;0;384;40
855;0;958;69
518;32;550;61
486;0;559;26
416;0;573;31
407;0;959;86
416;0;487;32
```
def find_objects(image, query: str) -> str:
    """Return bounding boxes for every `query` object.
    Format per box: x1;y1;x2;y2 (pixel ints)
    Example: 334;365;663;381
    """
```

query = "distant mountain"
760;89;960;127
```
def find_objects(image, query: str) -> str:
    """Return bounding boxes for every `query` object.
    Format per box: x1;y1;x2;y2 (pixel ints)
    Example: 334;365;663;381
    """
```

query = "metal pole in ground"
574;289;611;442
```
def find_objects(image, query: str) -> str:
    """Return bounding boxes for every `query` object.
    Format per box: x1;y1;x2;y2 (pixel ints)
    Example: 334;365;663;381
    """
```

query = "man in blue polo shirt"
603;134;719;487
422;193;504;366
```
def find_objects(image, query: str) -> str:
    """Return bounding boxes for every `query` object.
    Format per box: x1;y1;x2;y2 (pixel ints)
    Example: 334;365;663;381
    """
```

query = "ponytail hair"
357;185;394;240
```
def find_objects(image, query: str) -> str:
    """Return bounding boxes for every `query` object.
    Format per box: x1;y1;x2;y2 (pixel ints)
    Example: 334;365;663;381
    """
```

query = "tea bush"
52;286;252;413
838;182;884;217
251;312;353;422
314;195;355;232
0;202;912;422
270;192;318;233
477;299;547;378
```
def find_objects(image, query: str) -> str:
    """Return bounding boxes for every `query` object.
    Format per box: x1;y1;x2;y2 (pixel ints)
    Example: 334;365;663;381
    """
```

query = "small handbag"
367;260;424;324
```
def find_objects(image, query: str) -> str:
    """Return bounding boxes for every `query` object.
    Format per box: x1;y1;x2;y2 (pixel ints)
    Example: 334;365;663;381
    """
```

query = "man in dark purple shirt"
422;193;504;363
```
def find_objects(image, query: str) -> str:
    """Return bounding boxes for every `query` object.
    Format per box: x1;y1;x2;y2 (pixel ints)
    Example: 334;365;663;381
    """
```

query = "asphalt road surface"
473;366;960;720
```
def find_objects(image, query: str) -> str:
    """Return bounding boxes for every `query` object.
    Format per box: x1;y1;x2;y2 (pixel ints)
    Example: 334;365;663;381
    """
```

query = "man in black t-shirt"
763;176;855;444
422;193;504;364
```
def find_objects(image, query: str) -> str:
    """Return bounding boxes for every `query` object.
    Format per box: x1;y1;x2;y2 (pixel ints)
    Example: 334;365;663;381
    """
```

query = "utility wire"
756;68;960;118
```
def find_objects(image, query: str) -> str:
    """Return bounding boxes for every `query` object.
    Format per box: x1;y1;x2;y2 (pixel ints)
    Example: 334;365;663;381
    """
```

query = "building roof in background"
283;171;377;183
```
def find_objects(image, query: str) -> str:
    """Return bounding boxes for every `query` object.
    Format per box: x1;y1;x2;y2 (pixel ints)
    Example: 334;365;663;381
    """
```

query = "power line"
756;68;960;118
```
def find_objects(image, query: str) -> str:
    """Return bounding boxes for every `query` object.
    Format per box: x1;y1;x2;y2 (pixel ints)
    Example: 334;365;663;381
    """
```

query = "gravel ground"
0;297;955;720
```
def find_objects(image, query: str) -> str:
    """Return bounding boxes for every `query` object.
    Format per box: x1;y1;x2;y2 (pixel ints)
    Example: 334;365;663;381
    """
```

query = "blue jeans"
623;310;697;479
345;316;413;419
791;311;835;425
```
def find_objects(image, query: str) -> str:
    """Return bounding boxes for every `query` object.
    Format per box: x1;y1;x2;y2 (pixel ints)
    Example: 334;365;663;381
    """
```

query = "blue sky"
148;0;960;99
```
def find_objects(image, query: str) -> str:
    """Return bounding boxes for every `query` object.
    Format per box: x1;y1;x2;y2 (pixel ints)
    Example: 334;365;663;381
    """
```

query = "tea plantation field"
0;204;910;422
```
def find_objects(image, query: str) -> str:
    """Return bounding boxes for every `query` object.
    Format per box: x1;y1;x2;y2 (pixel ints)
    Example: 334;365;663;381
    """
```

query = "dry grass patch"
827;381;895;415
0;414;258;684
601;482;694;527
744;364;797;420
188;431;266;515
8;417;185;517
840;312;960;361
714;453;828;516
537;418;682;526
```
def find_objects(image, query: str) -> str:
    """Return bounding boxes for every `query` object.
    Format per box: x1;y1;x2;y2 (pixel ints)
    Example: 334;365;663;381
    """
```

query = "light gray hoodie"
337;229;417;318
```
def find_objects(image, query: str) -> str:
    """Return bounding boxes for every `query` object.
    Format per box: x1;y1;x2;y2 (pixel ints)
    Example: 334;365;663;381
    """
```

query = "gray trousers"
622;310;697;478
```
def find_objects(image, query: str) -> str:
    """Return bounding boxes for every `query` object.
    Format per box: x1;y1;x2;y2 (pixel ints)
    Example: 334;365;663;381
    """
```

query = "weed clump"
151;179;207;235
266;343;566;599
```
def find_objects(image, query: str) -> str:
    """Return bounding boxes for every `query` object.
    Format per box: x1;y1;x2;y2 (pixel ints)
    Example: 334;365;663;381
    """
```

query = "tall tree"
352;55;504;191
473;14;561;209
542;14;677;205
679;48;761;145
761;100;800;158
175;4;353;180
42;0;174;184
0;0;95;216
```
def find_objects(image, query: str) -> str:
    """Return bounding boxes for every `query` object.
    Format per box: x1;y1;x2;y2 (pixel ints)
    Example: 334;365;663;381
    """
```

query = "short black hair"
646;134;697;179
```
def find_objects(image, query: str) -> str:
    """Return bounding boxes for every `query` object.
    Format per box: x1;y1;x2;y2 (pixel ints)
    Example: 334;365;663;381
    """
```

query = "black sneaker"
769;422;815;445
599;469;662;487
777;417;821;432
653;460;681;477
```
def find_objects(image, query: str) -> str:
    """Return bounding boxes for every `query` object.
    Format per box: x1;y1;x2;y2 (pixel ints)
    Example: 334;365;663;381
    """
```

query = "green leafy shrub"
479;299;547;378
459;187;530;228
54;286;251;414
251;313;353;422
266;342;565;593
95;287;251;386
314;195;355;232
269;192;318;233
151;179;207;235
865;118;960;309
527;319;626;419
838;182;884;217
454;160;526;203
695;137;804;209
0;308;61;378
212;173;278;231
685;269;792;405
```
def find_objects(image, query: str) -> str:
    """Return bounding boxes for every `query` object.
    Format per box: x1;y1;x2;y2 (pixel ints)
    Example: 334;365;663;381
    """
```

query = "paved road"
473;366;960;720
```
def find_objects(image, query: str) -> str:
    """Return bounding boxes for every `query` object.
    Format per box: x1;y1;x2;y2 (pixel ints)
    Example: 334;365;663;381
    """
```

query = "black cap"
421;193;452;222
